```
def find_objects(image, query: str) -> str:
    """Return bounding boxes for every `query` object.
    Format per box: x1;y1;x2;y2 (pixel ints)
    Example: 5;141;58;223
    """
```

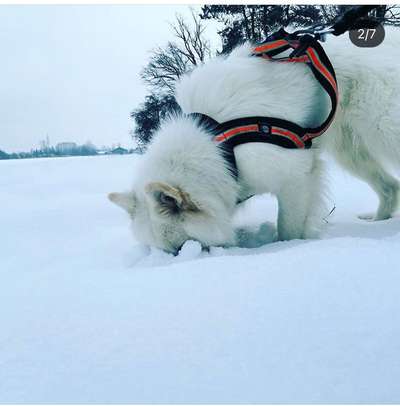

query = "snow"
177;240;203;260
1;154;400;403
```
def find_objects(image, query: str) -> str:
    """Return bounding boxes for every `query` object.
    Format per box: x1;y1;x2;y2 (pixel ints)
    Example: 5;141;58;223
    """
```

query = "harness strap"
190;113;308;179
190;29;339;179
252;31;338;142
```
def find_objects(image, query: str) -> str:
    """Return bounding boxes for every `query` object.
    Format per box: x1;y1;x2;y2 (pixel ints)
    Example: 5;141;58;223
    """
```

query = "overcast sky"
0;5;221;152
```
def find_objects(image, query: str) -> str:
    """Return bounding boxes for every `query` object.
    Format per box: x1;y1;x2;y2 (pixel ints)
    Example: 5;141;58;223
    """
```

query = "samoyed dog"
109;27;400;254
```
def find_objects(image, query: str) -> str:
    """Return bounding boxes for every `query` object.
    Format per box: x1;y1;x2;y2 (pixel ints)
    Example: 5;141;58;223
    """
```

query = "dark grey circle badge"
349;23;385;48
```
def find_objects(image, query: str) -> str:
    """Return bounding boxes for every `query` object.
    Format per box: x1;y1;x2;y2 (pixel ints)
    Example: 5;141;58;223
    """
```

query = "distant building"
56;142;77;154
111;147;129;155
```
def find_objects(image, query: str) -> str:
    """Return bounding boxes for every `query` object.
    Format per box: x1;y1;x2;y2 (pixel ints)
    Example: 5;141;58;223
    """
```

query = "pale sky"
0;5;221;152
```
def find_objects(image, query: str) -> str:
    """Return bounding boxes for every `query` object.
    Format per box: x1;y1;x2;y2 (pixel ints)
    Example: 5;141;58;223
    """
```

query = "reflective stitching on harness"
214;124;260;143
271;127;305;148
253;39;288;54
302;46;338;140
306;47;337;92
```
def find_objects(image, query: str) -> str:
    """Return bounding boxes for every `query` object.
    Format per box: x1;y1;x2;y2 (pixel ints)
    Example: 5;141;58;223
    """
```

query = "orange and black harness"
190;28;339;179
189;5;380;179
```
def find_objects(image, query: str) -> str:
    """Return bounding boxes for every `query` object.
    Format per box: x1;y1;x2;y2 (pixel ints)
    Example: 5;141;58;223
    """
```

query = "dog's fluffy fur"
110;27;400;253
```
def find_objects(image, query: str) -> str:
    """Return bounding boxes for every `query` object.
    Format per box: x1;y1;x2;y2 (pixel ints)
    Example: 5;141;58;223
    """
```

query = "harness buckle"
313;26;335;42
259;124;270;134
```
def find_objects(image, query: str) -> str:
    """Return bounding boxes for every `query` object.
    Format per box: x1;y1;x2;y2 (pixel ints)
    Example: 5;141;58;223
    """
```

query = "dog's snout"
173;243;184;256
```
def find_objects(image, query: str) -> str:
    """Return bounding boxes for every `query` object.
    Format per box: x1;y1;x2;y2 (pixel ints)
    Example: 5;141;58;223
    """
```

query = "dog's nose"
173;244;184;256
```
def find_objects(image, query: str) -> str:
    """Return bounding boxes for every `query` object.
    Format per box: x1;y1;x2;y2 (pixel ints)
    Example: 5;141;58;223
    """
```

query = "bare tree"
379;5;400;26
141;11;211;94
140;43;188;93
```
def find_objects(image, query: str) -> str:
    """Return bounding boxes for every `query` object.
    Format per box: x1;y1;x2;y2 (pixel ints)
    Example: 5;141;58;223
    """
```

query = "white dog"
109;27;400;253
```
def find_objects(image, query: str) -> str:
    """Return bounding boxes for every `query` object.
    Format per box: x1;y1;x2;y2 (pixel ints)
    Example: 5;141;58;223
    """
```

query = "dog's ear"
145;182;199;215
108;191;136;216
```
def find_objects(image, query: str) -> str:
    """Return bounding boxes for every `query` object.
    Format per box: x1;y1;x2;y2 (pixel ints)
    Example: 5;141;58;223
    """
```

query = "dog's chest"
234;141;314;197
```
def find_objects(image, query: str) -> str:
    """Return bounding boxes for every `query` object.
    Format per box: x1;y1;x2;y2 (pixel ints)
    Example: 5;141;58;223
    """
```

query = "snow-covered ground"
1;154;399;403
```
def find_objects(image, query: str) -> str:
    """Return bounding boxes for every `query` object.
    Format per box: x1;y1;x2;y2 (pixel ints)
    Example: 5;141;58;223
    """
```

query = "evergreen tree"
200;5;399;53
130;94;181;148
0;149;9;160
200;5;349;53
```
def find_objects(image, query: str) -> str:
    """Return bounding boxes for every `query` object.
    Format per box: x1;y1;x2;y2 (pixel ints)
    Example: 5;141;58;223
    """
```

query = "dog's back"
176;43;322;128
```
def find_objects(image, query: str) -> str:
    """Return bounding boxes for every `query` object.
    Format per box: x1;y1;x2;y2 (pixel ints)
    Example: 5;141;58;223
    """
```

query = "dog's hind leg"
328;135;400;221
277;154;328;240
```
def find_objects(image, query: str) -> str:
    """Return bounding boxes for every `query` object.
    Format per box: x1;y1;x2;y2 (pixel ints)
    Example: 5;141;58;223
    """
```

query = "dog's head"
109;180;237;254
108;116;240;254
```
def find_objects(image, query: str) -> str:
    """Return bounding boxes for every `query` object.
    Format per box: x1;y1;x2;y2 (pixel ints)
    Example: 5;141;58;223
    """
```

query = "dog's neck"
138;116;241;215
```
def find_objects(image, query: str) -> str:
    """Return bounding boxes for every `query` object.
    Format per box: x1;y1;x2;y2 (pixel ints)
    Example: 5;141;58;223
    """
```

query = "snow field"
0;154;399;403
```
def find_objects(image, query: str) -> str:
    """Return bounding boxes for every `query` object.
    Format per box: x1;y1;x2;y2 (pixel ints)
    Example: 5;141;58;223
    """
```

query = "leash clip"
292;24;335;42
313;26;335;42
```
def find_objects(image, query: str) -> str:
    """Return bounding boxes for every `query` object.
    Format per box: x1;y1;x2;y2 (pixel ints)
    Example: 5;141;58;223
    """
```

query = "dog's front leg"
277;186;309;240
276;157;326;241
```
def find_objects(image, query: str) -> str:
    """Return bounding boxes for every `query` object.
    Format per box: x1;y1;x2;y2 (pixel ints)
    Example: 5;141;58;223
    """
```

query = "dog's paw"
236;222;277;248
358;211;393;221
358;212;375;221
